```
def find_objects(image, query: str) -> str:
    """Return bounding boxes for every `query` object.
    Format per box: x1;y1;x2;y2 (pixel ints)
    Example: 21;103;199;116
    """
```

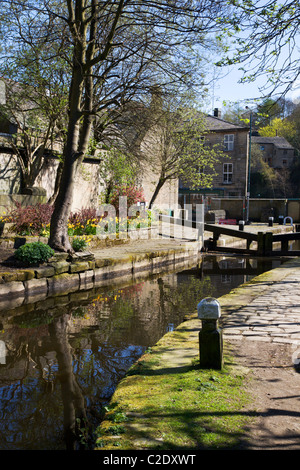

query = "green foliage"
15;242;54;265
258;117;296;141
215;1;300;97
72;236;88;252
143;102;223;206
98;148;141;204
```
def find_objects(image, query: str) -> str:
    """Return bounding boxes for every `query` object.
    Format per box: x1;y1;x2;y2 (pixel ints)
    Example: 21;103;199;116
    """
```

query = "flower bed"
0;204;158;250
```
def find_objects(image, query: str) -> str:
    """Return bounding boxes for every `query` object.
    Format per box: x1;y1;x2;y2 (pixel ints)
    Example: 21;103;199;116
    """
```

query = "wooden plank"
272;232;300;242
270;250;300;257
204;245;257;255
204;223;258;242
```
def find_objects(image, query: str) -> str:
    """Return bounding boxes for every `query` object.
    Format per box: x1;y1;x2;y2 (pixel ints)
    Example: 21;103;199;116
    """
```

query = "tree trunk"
149;178;166;208
49;31;93;252
48;156;78;252
49;66;84;250
48;0;118;252
49;313;87;450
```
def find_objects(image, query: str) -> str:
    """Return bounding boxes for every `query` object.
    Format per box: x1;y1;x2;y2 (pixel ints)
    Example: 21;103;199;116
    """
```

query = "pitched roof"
204;114;249;132
252;135;294;149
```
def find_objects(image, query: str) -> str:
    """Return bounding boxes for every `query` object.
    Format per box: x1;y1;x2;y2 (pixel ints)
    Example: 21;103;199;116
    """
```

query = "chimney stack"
214;108;221;118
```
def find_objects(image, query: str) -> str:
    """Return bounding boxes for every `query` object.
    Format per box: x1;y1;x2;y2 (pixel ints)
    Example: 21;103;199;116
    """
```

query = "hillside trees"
0;0;227;252
258;117;297;141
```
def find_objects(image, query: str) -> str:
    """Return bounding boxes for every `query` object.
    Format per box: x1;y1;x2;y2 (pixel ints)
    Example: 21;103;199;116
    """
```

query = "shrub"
68;208;100;236
68;207;99;226
72;236;89;252
15;242;54;265
109;185;145;213
6;202;54;236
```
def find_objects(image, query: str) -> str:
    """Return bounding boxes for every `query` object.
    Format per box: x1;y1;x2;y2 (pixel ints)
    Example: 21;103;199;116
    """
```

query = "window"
223;163;233;183
224;134;234;151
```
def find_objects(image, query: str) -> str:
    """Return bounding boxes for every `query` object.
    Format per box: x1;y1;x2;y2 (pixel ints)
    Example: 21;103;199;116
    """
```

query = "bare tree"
0;79;66;192
137;95;222;208
1;0;226;252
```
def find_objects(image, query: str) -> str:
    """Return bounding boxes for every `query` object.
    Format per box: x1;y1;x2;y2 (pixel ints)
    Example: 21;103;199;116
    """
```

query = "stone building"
179;109;250;210
251;135;296;169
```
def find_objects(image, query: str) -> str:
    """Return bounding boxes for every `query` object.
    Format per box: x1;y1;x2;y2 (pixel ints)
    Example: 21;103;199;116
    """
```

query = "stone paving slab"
161;257;300;371
219;258;300;354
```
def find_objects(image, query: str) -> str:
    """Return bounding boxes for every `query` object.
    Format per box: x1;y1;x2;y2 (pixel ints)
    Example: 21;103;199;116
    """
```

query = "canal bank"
0;223;299;450
0;238;200;311
0;223;294;310
95;256;300;451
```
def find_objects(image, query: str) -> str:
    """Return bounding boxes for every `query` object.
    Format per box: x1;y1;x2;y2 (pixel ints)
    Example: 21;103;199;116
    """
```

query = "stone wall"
0;193;48;215
0;150;179;215
139;126;179;211
0;151;20;194
35;157;104;213
0;242;200;312
141;167;178;211
0;153;105;214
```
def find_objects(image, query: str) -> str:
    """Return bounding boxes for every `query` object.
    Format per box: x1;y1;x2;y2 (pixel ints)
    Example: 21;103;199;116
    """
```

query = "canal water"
0;255;284;450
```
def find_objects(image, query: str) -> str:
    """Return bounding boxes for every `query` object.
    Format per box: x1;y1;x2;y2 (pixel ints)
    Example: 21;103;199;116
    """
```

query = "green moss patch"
95;317;253;451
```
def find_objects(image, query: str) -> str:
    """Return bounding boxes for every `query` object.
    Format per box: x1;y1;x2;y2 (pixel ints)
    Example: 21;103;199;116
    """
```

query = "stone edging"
0;243;200;311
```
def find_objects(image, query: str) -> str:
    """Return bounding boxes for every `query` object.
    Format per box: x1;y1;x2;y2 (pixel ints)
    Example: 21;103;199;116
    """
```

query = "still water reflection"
0;255;283;450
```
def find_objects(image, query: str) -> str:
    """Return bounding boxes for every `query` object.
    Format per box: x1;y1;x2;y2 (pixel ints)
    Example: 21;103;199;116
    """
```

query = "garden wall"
0;151;20;194
35;157;103;212
0;150;179;215
0;194;48;216
0;152;104;214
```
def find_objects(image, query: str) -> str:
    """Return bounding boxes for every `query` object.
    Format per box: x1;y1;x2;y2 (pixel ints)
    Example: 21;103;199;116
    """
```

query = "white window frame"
224;134;234;151
223;163;233;184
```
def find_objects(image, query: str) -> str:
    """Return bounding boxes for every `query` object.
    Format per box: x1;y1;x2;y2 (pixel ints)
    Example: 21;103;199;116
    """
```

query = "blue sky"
204;63;300;116
212;66;266;108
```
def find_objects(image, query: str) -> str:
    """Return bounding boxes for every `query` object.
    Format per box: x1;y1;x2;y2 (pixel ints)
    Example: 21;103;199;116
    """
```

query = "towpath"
95;243;300;450
219;257;300;449
150;256;300;450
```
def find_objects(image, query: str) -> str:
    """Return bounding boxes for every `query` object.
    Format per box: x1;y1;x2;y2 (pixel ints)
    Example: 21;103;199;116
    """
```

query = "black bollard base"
199;320;223;370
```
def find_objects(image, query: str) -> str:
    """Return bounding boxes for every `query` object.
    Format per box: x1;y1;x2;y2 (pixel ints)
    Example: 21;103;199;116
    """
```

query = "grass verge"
94;315;254;451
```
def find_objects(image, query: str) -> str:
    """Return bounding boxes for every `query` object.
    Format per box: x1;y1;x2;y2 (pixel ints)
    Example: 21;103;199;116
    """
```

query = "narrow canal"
0;255;285;450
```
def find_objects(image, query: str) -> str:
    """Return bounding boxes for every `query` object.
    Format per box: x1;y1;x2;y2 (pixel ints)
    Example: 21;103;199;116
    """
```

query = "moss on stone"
69;261;90;273
50;261;70;274
35;266;56;278
1;272;19;282
17;269;35;281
